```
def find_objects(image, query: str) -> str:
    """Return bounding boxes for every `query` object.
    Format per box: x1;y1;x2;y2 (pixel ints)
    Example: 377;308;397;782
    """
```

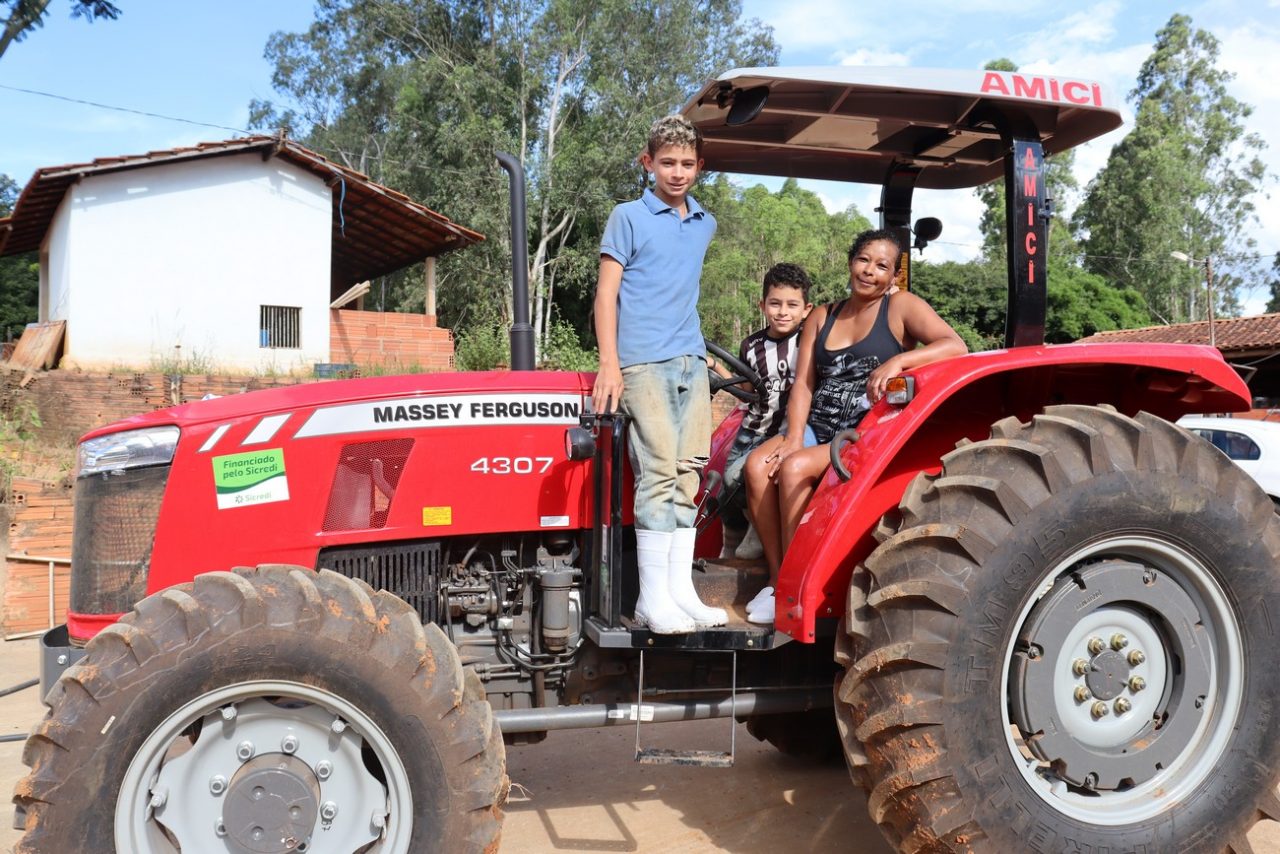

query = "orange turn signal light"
885;376;916;405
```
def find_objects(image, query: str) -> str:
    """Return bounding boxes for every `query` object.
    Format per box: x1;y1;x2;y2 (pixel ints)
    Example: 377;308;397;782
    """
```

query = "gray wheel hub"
222;754;321;853
1010;560;1212;789
130;691;401;853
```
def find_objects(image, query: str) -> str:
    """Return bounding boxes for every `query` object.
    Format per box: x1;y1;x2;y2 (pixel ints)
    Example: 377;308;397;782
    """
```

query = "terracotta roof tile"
1079;314;1280;353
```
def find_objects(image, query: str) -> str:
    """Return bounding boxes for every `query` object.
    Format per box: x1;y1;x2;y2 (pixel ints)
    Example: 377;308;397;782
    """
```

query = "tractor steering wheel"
705;339;764;405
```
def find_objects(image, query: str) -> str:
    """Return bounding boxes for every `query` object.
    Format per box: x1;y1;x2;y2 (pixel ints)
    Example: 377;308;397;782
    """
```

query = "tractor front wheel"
839;405;1280;852
14;566;507;853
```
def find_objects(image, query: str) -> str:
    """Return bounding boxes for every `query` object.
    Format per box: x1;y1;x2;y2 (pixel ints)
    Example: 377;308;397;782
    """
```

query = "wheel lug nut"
1128;650;1146;666
1074;686;1091;702
209;775;227;795
1114;697;1132;714
320;801;339;822
1110;633;1129;650
236;740;255;761
316;760;333;780
1087;637;1105;655
1091;701;1109;719
281;734;299;754
1071;658;1089;677
1129;676;1146;692
215;818;227;838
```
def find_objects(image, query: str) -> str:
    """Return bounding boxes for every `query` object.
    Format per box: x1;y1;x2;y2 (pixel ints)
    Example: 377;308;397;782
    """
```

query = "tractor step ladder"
634;649;736;768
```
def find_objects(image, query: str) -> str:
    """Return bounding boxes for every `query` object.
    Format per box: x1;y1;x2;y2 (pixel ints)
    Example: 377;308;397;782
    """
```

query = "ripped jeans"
621;356;711;531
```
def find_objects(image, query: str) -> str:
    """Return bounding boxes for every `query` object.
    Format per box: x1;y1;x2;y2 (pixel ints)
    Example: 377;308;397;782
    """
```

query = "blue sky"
3;0;1279;306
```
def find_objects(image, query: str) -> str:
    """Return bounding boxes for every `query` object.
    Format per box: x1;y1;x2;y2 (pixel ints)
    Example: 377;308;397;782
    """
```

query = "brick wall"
3;476;73;636
2;370;311;447
329;309;454;372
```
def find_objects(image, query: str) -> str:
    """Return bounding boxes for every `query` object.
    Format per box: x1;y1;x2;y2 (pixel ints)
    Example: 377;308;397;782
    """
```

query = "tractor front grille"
316;541;441;625
70;465;170;617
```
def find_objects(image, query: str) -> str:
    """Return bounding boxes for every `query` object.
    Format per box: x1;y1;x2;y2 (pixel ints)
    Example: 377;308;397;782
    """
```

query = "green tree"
0;0;118;60
251;0;776;362
1075;14;1267;324
0;174;38;341
1044;259;1150;343
1264;253;1280;315
697;177;870;350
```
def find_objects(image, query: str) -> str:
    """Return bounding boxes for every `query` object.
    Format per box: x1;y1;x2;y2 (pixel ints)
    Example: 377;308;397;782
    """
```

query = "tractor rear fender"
776;341;1250;642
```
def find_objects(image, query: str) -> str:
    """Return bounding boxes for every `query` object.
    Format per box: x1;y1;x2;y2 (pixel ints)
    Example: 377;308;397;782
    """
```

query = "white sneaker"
633;530;695;634
746;585;774;614
669;528;728;628
735;524;763;560
747;592;775;625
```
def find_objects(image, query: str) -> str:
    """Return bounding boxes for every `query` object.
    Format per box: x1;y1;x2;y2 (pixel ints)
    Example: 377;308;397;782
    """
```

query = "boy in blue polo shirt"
592;115;724;634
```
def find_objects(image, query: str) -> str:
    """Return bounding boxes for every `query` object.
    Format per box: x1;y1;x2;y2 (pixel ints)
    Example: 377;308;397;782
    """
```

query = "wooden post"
425;256;437;318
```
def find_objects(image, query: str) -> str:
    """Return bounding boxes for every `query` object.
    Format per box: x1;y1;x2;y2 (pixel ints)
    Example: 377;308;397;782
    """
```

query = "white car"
1178;415;1280;504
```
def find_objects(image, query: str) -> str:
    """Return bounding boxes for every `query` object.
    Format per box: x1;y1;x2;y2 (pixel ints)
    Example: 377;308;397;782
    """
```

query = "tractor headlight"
77;426;180;477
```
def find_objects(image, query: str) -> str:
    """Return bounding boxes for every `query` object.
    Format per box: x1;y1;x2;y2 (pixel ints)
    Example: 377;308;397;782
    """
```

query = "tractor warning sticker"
422;506;452;526
213;448;290;509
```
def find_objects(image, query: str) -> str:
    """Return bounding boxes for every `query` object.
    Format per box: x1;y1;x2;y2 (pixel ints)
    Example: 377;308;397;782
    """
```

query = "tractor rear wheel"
14;566;507;853
838;405;1280;852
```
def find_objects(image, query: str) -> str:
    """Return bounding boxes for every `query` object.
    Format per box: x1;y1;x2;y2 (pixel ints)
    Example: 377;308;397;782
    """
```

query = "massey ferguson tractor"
14;67;1280;853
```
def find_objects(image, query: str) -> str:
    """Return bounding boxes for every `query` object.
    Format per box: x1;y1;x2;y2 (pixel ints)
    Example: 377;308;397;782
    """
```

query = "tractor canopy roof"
681;67;1123;189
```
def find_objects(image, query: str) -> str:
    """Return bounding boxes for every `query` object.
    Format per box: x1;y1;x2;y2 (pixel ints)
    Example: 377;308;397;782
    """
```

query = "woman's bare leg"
777;446;834;551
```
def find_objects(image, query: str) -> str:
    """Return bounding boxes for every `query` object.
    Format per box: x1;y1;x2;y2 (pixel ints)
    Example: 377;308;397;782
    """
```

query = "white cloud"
838;48;910;67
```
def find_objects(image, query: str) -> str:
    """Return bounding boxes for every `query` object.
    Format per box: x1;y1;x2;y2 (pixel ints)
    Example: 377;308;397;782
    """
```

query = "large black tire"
745;709;843;762
837;405;1280;852
14;566;507;853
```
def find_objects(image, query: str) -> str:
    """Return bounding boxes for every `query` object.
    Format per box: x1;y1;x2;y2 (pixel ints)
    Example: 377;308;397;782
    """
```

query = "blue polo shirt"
601;188;716;368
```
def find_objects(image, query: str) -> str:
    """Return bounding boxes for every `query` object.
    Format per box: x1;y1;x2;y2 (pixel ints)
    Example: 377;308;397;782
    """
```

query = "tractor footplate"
635;748;734;768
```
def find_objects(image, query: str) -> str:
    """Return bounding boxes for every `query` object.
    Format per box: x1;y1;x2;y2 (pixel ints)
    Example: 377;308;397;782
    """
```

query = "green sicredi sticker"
212;448;290;509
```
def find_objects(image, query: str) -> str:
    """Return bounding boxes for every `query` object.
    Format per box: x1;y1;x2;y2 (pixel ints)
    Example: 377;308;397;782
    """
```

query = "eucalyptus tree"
1075;14;1267;323
251;0;777;355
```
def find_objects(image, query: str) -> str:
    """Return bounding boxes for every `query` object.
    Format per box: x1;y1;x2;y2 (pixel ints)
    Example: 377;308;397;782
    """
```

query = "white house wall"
53;154;332;371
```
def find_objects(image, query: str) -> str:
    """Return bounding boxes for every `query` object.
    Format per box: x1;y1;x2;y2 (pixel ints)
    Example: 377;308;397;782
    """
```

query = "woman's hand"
765;434;805;479
866;354;905;403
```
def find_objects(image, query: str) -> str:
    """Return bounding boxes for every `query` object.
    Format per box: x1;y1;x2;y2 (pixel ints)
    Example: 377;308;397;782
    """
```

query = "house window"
260;305;301;349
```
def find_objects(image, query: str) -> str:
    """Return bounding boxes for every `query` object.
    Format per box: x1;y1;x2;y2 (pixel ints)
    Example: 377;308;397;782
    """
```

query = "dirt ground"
0;636;1277;853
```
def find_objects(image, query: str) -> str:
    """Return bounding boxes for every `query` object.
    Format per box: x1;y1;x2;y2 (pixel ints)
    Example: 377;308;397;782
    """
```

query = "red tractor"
14;67;1280;853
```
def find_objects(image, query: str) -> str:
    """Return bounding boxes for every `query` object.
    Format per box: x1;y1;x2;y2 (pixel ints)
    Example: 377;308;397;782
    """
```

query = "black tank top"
807;295;905;443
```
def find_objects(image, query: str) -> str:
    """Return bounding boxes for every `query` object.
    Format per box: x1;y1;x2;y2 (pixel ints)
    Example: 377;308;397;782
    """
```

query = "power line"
5;83;1280;264
0;83;252;136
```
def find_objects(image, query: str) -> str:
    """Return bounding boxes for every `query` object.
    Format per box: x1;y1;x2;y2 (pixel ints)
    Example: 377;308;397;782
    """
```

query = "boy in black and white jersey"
708;263;813;566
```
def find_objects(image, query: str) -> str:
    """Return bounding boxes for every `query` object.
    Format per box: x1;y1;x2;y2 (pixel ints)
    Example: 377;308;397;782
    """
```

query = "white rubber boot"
669;528;728;628
734;523;764;560
633;529;695;634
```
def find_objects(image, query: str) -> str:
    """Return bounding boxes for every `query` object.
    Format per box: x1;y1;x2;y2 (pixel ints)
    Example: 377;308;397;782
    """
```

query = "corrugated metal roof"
1079;314;1280;353
0;135;484;294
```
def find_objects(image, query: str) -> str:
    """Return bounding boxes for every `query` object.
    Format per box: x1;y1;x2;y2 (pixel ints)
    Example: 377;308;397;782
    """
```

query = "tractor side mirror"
913;217;943;251
726;86;769;127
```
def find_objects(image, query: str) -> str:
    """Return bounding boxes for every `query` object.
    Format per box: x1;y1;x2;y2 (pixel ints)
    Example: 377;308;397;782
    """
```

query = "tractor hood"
79;371;595;444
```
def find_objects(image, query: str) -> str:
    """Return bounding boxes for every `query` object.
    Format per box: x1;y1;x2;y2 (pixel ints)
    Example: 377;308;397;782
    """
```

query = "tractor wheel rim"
1000;535;1244;826
116;680;412;853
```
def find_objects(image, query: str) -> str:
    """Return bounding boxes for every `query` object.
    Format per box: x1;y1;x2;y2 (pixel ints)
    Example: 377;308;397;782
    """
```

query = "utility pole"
1171;251;1216;349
